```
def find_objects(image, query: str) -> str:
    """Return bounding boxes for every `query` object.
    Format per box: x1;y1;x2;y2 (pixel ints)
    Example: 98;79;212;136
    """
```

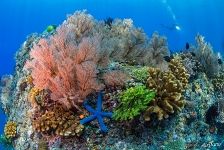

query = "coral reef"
4;121;17;139
1;10;224;150
179;52;202;79
144;56;189;121
113;85;155;120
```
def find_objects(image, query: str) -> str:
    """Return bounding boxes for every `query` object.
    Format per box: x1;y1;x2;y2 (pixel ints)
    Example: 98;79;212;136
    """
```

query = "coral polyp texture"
113;85;155;121
32;104;84;137
24;36;103;111
1;10;224;149
144;57;189;121
212;72;224;92
4;121;17;139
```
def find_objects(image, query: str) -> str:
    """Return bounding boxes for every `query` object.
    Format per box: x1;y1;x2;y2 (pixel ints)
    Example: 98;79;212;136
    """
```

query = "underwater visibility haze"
1;0;224;149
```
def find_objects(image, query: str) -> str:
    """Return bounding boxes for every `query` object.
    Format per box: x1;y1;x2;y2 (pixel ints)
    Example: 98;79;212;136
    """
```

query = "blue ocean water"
0;0;224;148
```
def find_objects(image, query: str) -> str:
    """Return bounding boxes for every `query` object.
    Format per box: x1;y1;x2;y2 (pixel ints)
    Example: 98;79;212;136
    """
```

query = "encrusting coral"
28;87;41;108
37;138;49;150
28;87;51;109
4;121;17;139
144;56;189;121
32;104;84;137
212;72;224;92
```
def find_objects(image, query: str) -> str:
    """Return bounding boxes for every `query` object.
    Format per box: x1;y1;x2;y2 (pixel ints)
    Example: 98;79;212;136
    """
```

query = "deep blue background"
0;0;224;143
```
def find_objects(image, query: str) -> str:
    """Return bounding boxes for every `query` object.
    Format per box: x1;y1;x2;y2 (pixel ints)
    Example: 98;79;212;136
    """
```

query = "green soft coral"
113;85;155;120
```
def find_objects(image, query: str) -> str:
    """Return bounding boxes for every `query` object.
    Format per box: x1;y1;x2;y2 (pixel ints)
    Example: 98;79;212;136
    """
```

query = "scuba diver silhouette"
161;23;181;31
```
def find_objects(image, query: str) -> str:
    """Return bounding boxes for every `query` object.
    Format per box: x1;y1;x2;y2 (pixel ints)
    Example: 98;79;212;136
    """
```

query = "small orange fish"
79;114;85;119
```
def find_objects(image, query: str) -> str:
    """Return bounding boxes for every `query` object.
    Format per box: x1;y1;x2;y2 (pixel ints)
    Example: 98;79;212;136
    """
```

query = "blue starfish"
80;91;113;132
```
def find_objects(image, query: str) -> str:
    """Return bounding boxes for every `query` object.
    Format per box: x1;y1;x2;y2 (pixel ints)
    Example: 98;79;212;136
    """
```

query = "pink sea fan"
25;25;103;111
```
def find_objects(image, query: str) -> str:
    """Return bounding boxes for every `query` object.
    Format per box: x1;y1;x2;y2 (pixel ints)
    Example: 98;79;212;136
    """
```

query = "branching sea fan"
24;24;103;111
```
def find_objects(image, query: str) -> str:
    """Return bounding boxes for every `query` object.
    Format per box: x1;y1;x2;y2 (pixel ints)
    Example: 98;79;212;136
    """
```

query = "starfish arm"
80;114;97;125
97;116;108;132
97;91;103;111
83;103;96;113
100;112;113;118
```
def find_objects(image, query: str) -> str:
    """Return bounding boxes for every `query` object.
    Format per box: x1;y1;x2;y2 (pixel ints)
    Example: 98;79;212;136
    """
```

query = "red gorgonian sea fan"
24;26;103;111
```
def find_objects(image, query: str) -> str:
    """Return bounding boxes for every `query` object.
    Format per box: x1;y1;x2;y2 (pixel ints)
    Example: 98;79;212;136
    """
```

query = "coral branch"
25;25;103;110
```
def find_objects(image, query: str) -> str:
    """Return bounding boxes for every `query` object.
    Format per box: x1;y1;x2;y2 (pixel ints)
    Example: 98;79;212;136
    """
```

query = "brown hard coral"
32;105;84;137
28;87;41;108
169;56;189;89
4;121;17;139
144;56;189;121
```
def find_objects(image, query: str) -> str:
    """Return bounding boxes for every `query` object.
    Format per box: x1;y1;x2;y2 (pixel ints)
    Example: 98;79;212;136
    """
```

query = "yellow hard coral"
144;57;189;121
169;56;189;89
4;121;17;139
28;87;41;108
32;105;84;137
28;88;50;108
25;75;33;85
